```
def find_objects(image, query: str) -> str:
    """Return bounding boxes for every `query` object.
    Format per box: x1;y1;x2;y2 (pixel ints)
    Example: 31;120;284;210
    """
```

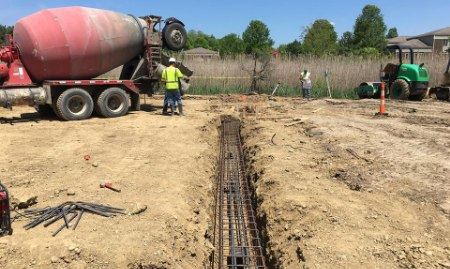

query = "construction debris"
10;195;38;210
23;201;124;236
128;203;148;216
99;181;121;193
0;182;13;236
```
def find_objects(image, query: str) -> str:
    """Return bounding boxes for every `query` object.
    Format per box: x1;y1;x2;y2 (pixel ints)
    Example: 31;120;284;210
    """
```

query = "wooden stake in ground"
271;83;280;96
325;70;332;98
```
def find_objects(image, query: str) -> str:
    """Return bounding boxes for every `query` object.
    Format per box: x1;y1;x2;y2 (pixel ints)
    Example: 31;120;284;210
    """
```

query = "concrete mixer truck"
0;6;193;120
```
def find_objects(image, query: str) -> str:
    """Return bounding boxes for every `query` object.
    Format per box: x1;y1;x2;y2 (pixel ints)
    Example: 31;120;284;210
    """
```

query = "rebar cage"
212;118;266;269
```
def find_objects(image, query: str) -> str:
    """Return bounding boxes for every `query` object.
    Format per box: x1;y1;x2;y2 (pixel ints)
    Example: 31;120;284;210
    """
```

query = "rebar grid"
212;118;266;269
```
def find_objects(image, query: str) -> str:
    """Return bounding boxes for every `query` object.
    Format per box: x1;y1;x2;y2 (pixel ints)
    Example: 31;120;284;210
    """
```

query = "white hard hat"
169;57;176;63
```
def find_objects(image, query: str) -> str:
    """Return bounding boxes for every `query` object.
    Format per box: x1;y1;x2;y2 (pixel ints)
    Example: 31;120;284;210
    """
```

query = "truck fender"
164;17;185;26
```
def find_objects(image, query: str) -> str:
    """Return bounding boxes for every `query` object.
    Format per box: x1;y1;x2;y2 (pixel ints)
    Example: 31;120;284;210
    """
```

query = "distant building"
271;50;281;58
183;47;220;59
388;27;450;54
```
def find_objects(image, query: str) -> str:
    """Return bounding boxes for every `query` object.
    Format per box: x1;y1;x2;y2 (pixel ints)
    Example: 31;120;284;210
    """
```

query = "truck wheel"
163;22;187;51
390;79;410;100
96;87;130;118
55;88;94;121
35;104;55;117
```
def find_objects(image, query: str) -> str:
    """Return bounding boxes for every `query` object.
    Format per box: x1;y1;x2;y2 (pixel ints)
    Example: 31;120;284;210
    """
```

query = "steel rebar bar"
23;201;123;236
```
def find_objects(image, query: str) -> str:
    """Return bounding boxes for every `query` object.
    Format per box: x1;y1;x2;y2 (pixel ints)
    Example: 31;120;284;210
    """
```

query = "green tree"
278;44;288;55
338;31;354;54
242;20;274;55
353;5;387;51
302;19;338;56
219;34;245;57
242;20;274;93
185;30;219;51
354;47;381;58
193;35;209;49
279;40;303;56
0;25;14;45
207;34;220;51
387;27;398;39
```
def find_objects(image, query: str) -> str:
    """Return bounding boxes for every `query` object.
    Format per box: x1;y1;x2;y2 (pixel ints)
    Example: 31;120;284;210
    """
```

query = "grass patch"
189;85;357;99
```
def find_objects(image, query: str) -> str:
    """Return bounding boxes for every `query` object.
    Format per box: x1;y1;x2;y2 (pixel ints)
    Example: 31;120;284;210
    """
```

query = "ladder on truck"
148;45;162;77
144;15;163;78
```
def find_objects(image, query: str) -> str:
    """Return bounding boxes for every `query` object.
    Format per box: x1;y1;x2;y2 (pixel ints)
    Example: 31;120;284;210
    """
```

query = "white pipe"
0;87;47;107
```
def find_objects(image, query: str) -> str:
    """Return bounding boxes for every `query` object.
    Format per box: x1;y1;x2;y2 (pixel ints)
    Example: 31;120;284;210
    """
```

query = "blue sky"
2;0;449;46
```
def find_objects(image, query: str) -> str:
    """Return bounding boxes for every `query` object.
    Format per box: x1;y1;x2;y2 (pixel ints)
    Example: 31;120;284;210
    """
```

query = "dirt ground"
0;95;449;269
239;97;450;269
0;97;218;269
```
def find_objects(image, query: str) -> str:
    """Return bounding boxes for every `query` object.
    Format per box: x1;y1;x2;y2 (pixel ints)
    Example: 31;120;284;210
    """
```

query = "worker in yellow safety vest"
161;58;185;116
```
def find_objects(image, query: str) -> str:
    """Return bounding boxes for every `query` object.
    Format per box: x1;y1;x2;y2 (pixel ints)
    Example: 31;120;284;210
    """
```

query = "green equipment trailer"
357;45;430;101
356;82;384;99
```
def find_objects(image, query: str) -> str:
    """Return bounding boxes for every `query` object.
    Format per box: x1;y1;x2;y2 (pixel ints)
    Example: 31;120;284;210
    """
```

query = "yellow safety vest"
162;66;184;90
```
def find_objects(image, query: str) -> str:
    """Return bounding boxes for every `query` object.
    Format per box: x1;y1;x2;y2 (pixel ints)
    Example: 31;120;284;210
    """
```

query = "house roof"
387;36;411;44
408;27;450;39
183;47;219;55
401;39;432;49
387;39;432;51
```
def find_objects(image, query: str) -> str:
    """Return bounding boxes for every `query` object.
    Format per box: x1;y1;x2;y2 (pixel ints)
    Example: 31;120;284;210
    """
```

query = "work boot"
170;105;175;116
162;104;168;115
178;104;185;116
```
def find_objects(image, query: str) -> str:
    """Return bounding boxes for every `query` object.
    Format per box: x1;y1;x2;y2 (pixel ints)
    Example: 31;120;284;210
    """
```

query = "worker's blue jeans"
302;88;312;99
164;90;182;107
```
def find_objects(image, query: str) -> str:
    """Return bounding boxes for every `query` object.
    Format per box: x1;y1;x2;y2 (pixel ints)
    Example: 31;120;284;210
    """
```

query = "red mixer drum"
13;6;147;82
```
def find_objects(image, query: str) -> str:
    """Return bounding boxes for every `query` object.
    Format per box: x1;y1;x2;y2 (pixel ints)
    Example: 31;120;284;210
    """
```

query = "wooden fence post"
325;70;332;98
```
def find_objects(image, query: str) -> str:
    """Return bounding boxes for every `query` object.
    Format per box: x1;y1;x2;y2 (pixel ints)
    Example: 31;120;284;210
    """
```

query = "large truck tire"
163;22;187;51
390;79;410;100
96;87;130;118
35;104;55;117
55;88;94;121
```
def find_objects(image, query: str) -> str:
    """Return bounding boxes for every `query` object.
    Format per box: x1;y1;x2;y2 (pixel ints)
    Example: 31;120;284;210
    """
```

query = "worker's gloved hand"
183;77;190;83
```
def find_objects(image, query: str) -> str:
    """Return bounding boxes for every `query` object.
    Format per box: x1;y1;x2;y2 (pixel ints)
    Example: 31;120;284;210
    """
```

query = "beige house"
183;47;220;59
388;27;450;54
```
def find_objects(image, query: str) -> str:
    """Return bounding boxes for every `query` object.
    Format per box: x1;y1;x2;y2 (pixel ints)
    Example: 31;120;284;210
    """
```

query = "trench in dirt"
209;116;280;269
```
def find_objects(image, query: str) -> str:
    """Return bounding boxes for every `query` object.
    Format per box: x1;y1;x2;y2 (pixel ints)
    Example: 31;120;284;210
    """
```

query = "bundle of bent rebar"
23;201;124;236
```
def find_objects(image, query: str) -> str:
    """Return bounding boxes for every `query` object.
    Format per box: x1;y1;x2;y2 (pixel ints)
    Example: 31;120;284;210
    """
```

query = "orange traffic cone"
376;83;388;116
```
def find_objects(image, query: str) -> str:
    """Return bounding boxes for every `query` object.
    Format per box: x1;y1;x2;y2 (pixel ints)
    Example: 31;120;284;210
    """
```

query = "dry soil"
0;96;449;269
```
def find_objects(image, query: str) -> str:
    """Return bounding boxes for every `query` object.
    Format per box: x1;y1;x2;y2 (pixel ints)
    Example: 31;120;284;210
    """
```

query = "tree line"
186;5;399;57
2;5;399;57
0;25;14;45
